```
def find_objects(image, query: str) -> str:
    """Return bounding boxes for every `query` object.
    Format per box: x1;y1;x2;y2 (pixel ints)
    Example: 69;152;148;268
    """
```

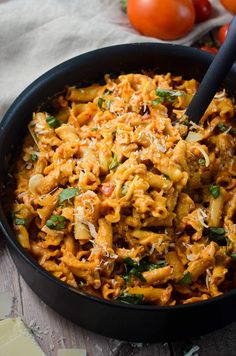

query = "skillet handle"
185;16;236;124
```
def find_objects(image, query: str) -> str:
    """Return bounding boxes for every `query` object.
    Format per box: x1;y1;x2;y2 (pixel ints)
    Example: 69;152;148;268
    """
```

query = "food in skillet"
9;72;236;305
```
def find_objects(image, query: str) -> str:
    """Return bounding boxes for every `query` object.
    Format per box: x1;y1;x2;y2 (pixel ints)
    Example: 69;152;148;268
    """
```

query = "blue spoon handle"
185;16;236;123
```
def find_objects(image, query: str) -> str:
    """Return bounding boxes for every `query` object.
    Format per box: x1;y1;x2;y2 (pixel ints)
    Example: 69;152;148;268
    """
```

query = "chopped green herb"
109;153;120;170
90;127;98;132
46;116;61;128
146;261;167;270
31;153;38;162
106;99;113;110
154;89;184;104
151;98;162;106
117;292;144;305
218;122;228;132
121;184;128;196
209;185;220;199
179;272;192;285
198;158;205;166
183;119;190;126
46;215;67;230
104;88;113;95
123;258;167;284
98;97;105;110
15;217;27;226
123;257;136;266
230;253;236;259
208;227;226;242
59;187;79;204
217;122;236;135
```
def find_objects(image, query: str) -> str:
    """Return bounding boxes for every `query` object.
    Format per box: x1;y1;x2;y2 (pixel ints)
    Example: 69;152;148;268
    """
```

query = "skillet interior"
1;43;236;342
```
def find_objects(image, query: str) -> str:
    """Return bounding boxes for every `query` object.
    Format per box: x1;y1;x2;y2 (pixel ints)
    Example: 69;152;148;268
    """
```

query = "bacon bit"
99;182;115;197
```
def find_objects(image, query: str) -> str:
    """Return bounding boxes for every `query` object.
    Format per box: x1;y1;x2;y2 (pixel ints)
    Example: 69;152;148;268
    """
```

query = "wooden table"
1;238;236;356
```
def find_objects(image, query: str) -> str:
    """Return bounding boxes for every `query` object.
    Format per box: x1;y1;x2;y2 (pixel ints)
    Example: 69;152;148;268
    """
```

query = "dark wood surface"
1;237;236;356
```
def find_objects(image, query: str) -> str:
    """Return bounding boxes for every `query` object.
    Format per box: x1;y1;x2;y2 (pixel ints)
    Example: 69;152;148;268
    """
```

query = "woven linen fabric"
0;0;232;118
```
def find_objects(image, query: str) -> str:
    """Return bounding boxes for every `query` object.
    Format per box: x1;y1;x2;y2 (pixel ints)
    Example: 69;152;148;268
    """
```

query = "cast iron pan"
1;43;236;342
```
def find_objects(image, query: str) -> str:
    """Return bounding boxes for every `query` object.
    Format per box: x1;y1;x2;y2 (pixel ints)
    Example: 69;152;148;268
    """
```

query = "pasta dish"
10;72;236;305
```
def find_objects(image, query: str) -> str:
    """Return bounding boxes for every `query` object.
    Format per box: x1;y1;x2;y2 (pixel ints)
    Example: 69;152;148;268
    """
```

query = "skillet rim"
1;42;236;312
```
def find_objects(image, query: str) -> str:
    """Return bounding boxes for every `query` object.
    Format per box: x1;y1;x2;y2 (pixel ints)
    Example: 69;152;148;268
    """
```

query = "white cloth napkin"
0;0;232;118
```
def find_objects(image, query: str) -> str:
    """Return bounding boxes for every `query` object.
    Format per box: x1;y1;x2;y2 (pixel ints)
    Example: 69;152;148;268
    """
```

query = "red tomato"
192;0;212;23
218;23;230;45
200;46;218;54
220;0;236;13
99;183;115;197
127;0;195;41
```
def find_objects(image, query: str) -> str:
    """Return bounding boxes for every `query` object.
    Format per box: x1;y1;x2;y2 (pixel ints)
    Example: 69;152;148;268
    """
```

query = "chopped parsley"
209;185;220;199
116;292;144;305
46;215;67;230
59;187;79;204
98;97;105;110
31;153;38;162
46;116;61;128
198;158;205;166
90;127;98;132
152;89;184;105
109;153;120;170
179;272;192;285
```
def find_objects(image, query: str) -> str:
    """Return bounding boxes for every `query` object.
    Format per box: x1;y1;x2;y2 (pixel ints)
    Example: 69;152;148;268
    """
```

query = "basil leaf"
230;253;236;259
98;97;105;110
15;217;28;226
179;272;192;285
46;116;61;128
198;158;205;166
208;227;226;242
31;153;38;162
109;153;120;170
145;261;167;270
46;215;67;230
209;185;220;199
129;267;146;282
59;187;79;204
123;257;136;267
117;292;144;305
155;89;184;104
123;258;166;283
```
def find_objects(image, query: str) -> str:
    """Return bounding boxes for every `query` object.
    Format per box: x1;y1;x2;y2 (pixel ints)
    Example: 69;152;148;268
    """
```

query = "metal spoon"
185;16;236;123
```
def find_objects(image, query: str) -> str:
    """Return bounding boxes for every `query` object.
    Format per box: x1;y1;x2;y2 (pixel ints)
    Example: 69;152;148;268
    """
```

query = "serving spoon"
185;15;236;124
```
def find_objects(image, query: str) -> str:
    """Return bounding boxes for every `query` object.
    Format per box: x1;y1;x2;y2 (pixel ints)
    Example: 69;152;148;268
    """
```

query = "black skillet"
0;41;236;342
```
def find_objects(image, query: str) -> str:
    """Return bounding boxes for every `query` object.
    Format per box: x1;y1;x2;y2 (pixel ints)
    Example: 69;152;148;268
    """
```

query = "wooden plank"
0;238;23;317
171;322;236;356
0;237;170;355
